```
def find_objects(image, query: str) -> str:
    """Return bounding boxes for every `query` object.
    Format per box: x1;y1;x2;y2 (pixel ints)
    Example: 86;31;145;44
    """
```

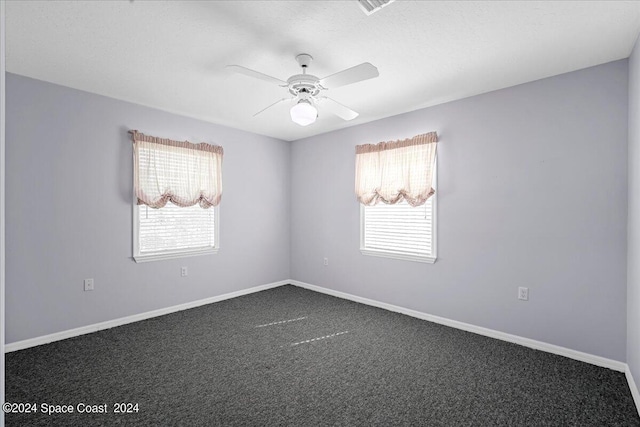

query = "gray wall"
290;60;629;361
1;1;6;422
6;60;631;364
628;37;640;387
5;73;291;343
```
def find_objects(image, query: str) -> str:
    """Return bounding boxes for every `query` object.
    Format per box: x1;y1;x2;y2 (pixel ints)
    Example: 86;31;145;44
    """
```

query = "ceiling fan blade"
226;65;288;86
319;96;359;121
253;98;292;117
319;62;379;89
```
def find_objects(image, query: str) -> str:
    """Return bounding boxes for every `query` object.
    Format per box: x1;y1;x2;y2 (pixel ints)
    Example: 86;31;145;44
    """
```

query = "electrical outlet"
518;287;529;301
323;258;329;266
84;278;94;291
181;267;188;277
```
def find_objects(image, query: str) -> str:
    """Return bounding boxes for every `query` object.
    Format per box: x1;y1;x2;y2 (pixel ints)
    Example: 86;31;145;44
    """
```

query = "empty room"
2;0;640;425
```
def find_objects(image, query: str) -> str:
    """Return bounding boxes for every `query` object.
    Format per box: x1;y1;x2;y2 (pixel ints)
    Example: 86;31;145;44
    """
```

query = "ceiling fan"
226;54;379;126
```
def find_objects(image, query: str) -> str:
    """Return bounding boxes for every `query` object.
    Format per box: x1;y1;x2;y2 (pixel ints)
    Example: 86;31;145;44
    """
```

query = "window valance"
355;132;438;207
130;130;223;209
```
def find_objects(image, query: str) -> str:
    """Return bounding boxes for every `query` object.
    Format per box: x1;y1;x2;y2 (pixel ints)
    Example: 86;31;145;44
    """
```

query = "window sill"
360;248;436;264
134;248;218;263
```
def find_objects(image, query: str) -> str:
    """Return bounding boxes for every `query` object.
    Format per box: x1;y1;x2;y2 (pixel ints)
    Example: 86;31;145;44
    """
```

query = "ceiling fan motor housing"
287;74;322;97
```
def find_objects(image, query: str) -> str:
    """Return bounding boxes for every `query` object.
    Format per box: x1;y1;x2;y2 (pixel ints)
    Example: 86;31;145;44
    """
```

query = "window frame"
359;160;437;264
132;201;220;263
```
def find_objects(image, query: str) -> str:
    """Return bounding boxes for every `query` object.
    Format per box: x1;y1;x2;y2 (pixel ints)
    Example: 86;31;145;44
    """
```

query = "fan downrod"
288;53;321;97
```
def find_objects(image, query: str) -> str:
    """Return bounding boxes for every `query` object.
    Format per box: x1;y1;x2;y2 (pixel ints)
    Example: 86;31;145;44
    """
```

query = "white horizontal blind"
138;202;215;254
362;197;434;259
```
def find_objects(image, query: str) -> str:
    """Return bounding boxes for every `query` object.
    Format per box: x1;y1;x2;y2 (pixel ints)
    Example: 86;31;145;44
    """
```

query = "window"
134;202;219;262
130;130;223;263
360;167;437;263
355;132;438;263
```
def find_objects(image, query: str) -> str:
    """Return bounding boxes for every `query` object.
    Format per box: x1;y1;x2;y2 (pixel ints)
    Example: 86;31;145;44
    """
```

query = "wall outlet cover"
518;287;529;301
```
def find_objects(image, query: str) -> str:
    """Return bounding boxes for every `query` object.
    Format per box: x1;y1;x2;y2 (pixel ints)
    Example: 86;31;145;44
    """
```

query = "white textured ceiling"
6;1;640;141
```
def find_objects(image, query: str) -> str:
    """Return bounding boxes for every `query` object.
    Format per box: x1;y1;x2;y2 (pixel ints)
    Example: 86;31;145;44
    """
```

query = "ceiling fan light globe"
290;101;317;126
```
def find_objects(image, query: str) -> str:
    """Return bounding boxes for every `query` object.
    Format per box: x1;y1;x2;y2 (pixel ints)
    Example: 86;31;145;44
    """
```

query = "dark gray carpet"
5;285;640;426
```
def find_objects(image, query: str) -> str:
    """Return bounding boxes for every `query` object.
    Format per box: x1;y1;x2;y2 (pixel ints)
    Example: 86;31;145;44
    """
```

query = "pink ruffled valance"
355;132;438;207
131;130;223;209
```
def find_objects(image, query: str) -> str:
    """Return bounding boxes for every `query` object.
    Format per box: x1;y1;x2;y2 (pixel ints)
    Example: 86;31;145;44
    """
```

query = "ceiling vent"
357;0;396;15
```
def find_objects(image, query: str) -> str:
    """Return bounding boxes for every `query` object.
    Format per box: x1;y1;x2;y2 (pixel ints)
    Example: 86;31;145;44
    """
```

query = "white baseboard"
290;280;627;372
627;366;640;417
5;280;288;352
